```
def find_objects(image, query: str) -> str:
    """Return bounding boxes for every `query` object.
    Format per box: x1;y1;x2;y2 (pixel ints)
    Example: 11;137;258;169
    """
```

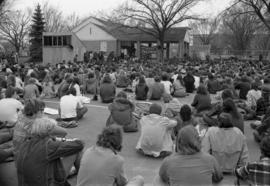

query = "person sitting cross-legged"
202;112;249;173
106;91;138;133
59;87;88;123
15;117;84;186
234;135;270;186
155;125;223;186
136;103;177;158
77;126;144;186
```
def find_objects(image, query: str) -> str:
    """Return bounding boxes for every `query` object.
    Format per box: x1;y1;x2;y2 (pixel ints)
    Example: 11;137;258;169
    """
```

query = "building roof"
92;17;188;42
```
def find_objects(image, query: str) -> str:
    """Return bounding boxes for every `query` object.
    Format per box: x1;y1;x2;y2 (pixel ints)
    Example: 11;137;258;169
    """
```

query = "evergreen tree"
29;4;45;62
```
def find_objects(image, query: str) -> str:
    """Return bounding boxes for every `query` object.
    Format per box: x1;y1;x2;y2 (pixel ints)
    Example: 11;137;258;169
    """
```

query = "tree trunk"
158;38;165;63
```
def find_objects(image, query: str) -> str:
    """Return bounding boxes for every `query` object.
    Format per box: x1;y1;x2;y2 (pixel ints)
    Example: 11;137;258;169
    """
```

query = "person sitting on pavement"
59;87;88;123
100;74;116;103
191;85;212;114
106;91;138;133
135;76;149;101
174;104;197;137
136;103;177;158
116;70;129;88
222;98;244;133
255;87;270;117
235;76;251;100
203;89;235;127
15;117;84;186
148;76;165;100
234;135;270;186
23;78;40;100
0;87;23;126
202;112;249;173
251;107;270;143
156;125;223;186
206;73;221;94
183;71;195;93
163;93;182;118
84;72;98;100
161;73;173;95
77;126;144;186
13;99;67;153
172;74;188;98
57;74;73;98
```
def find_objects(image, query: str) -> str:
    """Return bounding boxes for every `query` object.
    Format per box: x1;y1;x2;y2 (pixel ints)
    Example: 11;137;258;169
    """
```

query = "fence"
210;49;270;60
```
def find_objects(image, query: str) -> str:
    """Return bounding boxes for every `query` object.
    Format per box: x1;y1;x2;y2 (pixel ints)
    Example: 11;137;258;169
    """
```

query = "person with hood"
106;92;138;133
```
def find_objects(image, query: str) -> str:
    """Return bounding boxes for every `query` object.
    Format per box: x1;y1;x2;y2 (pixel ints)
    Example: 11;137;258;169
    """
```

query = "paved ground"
44;93;260;186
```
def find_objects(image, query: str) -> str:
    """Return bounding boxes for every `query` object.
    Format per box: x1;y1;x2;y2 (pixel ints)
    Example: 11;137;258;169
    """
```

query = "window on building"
43;35;72;47
44;36;52;46
63;35;71;46
52;36;57;46
58;36;62;46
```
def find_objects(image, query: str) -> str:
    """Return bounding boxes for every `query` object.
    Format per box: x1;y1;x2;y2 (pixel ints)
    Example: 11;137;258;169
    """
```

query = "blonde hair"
31;117;56;137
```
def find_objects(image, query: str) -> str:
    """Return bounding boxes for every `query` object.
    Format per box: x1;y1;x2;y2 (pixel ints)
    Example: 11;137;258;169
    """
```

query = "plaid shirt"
235;157;270;186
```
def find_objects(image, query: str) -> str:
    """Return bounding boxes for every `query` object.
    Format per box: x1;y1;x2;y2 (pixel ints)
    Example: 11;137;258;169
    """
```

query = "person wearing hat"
202;112;249;173
136;103;177;158
235;135;270;185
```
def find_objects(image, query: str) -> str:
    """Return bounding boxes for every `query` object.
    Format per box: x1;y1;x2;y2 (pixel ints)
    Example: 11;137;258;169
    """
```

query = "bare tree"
41;2;82;32
220;4;259;53
65;13;82;31
237;0;270;30
42;2;66;32
189;17;220;45
0;10;31;53
0;0;16;24
113;0;201;62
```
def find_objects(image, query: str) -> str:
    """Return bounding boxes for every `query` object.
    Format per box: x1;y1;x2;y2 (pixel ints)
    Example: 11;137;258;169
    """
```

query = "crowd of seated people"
0;57;269;186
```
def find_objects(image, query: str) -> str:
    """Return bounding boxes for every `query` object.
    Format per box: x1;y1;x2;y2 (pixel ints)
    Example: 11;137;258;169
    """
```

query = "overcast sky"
13;0;232;18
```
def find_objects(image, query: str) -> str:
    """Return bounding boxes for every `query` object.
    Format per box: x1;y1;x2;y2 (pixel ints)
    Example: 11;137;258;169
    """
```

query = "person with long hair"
157;125;223;185
191;85;212;113
135;76;149;100
77;126;144;186
100;74;116;103
172;74;188;97
222;98;244;133
202;113;249;173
